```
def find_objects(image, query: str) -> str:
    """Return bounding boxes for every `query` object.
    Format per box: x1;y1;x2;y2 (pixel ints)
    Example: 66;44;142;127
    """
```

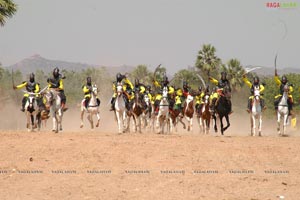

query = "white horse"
80;84;100;129
23;91;38;132
156;86;171;134
277;85;289;136
44;88;63;133
250;86;262;136
114;84;128;134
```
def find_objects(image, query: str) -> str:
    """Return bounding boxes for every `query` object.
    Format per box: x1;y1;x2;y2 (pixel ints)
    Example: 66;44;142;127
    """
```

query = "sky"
0;0;299;73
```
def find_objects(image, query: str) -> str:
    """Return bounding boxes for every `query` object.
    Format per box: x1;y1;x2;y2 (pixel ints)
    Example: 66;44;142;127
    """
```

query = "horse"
198;94;211;134
141;93;155;132
131;89;145;133
44;88;63;133
249;86;262;136
23;91;39;132
277;85;289;136
169;108;186;132
183;93;194;132
114;84;128;134
80;84;100;129
214;87;231;135
156;86;171;134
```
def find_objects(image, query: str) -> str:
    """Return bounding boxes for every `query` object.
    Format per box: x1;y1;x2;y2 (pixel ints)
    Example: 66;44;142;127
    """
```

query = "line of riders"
13;67;294;118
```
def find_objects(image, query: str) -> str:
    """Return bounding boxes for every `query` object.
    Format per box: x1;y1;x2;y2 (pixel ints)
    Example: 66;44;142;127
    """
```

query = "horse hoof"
80;125;83;128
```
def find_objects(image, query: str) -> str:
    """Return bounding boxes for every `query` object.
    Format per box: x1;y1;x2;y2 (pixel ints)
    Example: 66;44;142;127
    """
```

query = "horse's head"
116;84;123;97
27;94;35;109
44;89;54;109
91;84;98;96
283;84;290;93
204;94;210;105
162;86;168;99
253;85;260;101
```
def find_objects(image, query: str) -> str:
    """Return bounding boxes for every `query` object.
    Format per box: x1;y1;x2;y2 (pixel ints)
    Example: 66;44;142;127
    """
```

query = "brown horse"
199;94;211;134
169;109;186;132
130;89;145;133
183;93;194;131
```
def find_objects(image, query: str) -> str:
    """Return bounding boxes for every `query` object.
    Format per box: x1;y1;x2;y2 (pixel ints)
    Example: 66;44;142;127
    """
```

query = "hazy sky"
0;0;299;73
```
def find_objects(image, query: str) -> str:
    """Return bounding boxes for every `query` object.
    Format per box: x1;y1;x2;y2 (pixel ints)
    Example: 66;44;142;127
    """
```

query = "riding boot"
261;98;266;110
288;98;293;116
97;98;101;106
228;100;233;114
274;96;280;110
21;97;26;112
85;98;90;109
247;98;251;113
210;98;216;113
61;102;68;112
110;97;116;111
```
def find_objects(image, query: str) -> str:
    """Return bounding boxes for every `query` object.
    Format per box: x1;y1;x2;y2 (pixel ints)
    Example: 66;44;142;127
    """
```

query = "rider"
82;76;100;109
243;74;266;113
274;69;294;115
110;73;133;111
153;74;175;115
209;71;233;114
195;86;205;114
13;73;40;112
144;85;154;117
47;67;68;111
133;78;146;98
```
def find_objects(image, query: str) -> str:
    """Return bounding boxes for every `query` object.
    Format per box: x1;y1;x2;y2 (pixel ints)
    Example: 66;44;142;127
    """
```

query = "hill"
5;54;135;76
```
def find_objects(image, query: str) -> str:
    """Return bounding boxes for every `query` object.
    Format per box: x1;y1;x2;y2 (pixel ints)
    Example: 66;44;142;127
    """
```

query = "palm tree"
195;44;221;78
221;59;246;92
130;65;152;85
171;69;201;89
0;0;17;26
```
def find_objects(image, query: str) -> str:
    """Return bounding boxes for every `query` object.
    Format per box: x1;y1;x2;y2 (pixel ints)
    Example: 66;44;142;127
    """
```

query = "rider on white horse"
110;73;133;111
82;77;100;109
243;75;266;113
13;73;42;112
153;75;175;115
47;67;68;112
274;69;294;116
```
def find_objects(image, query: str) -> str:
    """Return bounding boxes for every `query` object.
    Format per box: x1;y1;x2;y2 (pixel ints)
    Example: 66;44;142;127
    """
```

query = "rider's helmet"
183;81;188;90
253;76;260;85
87;76;92;86
134;78;140;86
221;71;227;81
146;85;151;91
116;73;123;82
29;73;35;83
53;67;60;78
162;75;169;86
281;75;288;84
198;85;202;91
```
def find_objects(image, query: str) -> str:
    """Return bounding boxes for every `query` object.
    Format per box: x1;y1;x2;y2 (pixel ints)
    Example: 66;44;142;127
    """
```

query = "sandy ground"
0;103;299;200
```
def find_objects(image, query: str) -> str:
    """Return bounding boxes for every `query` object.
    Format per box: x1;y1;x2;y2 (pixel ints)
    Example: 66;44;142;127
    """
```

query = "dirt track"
0;105;300;199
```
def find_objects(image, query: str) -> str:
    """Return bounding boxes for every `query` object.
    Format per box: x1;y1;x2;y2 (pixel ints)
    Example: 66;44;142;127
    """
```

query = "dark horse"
131;88;146;133
213;87;231;135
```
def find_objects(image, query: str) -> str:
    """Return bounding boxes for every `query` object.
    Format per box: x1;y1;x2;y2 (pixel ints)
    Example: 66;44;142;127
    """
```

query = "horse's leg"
213;114;218;133
223;115;230;133
115;111;122;134
250;115;254;136
277;111;281;135
96;111;100;127
80;109;85;128
206;117;210;134
283;113;288;136
258;114;262;136
89;113;94;129
252;115;256;136
220;116;224;135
